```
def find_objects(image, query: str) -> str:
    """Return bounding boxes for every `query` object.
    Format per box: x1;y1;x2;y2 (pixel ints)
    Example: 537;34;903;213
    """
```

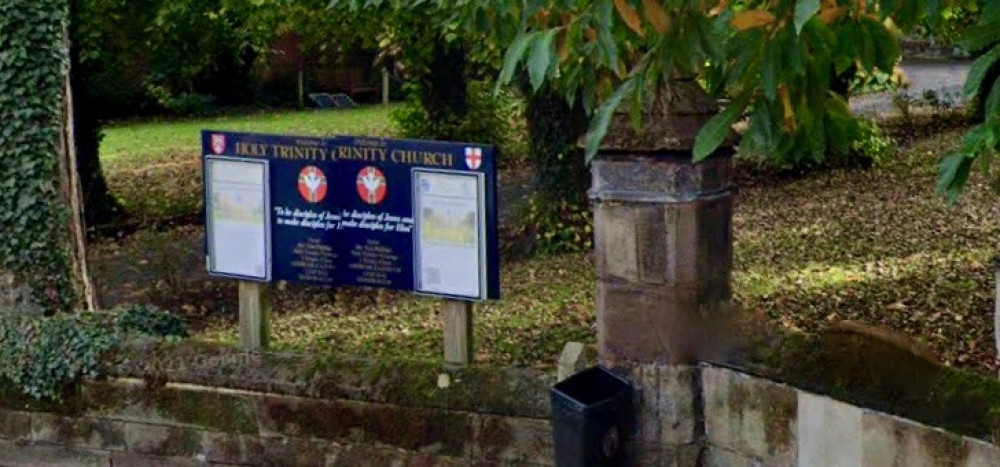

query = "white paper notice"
206;157;269;280
413;170;484;299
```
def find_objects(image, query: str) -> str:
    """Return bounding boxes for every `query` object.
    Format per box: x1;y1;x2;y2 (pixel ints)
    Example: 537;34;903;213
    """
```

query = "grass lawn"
100;106;399;223
93;108;1000;375
101;105;400;163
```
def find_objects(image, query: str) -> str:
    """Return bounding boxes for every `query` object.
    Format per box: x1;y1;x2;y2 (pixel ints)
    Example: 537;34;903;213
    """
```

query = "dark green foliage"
509;87;592;255
0;0;75;311
393;81;526;166
937;10;1000;202
515;198;593;256
73;0;277;118
114;304;189;339
69;0;123;226
0;306;187;401
524;88;589;200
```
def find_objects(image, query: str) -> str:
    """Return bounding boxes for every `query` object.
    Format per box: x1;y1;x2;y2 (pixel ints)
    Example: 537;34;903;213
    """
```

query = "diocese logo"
356;166;387;205
298;166;328;203
210;134;227;155
464;147;482;170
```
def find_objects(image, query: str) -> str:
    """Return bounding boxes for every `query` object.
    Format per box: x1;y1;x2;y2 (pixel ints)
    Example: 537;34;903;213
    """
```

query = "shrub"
392;80;528;168
0;305;187;401
511;197;593;257
851;121;898;167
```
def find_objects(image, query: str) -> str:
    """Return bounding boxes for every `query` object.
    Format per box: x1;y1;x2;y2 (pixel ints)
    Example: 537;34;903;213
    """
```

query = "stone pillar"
590;79;734;365
587;79;736;466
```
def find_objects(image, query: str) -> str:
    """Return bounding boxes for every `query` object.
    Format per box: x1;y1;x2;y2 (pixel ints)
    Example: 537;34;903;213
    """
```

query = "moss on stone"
149;387;258;435
725;327;1000;443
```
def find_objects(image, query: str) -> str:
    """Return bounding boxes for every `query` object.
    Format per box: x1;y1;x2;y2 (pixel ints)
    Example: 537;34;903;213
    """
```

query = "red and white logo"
210;134;227;155
298;166;327;203
465;147;483;170
356;166;387;205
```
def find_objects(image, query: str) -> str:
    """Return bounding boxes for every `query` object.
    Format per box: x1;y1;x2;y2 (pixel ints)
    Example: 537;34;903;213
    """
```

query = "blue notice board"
202;131;500;301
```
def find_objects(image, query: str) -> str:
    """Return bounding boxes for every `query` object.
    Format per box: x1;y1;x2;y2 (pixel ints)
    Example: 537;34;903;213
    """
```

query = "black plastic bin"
550;365;636;466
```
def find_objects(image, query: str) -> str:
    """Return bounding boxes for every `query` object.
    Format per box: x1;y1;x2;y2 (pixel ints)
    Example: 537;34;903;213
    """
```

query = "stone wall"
1;341;998;466
702;366;1000;466
0;341;555;466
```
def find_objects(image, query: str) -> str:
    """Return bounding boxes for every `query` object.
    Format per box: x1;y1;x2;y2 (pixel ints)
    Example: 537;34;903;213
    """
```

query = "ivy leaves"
0;0;74;312
0;305;187;401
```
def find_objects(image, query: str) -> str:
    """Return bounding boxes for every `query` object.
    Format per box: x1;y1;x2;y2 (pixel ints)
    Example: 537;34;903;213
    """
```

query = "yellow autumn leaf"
731;10;775;30
614;0;646;37
779;86;795;132
819;5;848;23
709;0;731;17
536;8;550;25
615;59;628;78
855;0;867;19
642;0;671;34
557;30;570;62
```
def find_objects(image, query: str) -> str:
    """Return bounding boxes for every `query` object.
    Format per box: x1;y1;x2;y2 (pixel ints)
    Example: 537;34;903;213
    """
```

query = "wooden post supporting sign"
239;281;271;352
443;300;473;364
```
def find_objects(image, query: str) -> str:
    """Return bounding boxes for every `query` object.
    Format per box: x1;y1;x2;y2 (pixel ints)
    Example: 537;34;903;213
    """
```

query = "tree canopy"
479;0;1000;199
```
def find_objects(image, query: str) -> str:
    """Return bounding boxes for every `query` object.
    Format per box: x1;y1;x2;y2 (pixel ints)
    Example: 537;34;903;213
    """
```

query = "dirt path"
851;61;972;117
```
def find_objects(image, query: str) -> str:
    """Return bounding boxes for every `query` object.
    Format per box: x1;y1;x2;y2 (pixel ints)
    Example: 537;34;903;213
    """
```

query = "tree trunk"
69;0;124;227
420;43;468;141
61;27;98;310
525;87;590;204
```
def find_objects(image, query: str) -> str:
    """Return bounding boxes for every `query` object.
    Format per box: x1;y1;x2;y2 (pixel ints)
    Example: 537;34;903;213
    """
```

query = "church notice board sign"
202;131;500;301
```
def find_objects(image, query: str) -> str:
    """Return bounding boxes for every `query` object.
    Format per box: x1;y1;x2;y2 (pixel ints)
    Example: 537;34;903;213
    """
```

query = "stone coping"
92;339;555;420
719;328;1000;444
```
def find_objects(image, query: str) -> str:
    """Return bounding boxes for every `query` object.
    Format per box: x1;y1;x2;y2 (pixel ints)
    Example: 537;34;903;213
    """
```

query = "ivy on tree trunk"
0;0;84;312
525;87;589;204
420;43;469;141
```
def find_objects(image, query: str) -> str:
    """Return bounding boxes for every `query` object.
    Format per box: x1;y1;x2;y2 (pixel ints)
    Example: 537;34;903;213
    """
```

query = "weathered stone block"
597;281;729;363
702;367;796;464
107;452;206;467
28;413;125;451
629;364;697;449
84;381;258;435
0;439;110;467
557;342;592;382
594;203;639;282
964;438;1000;466
256;395;360;439
202;431;255;465
31;413;75;445
703;446;761;467
124;423;204;458
257;395;474;458
0;410;31;440
634;443;702;467
862;411;989;466
594;198;732;288
590;155;732;202
255;436;336;466
73;418;127;452
474;415;553;465
798;392;862;466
